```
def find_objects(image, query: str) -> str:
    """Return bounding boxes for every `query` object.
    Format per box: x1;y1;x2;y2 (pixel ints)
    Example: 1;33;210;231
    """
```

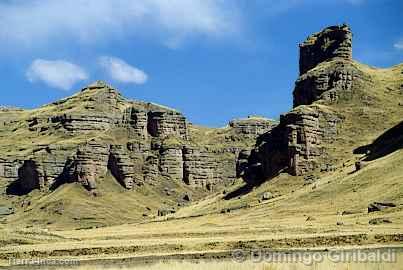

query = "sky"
0;0;402;127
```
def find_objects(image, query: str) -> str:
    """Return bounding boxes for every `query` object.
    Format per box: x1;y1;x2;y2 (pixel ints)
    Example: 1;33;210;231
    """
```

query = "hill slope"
0;25;402;265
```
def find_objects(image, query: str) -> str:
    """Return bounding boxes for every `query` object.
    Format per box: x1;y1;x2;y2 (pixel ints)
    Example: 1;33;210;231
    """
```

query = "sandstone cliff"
0;81;272;197
241;24;402;182
0;24;401;228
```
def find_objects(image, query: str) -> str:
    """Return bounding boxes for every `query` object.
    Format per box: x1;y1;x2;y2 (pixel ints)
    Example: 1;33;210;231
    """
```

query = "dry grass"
0;58;402;268
29;255;403;270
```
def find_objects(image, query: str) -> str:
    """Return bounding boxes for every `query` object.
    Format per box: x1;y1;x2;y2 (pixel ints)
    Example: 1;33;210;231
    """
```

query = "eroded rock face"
293;60;371;107
0;159;19;181
183;146;236;190
109;145;136;189
293;24;375;108
229;117;277;137
243;105;342;181
122;107;148;139
142;154;159;183
242;25;357;181
68;141;109;190
299;24;352;75
159;147;184;182
147;111;188;140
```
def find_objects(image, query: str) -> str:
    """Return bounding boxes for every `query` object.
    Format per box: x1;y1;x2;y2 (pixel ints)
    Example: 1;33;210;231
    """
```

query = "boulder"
0;206;14;216
157;208;176;217
262;191;274;201
368;202;396;213
369;218;392;225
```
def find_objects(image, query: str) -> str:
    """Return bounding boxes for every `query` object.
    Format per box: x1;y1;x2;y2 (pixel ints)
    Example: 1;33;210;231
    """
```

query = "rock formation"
241;24;382;182
1;24;400;203
0;81;265;194
229;117;277;138
299;24;352;75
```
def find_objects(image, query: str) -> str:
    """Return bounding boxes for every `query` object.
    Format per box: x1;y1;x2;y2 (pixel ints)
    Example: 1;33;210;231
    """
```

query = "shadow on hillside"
224;127;287;200
353;121;403;161
223;184;255;200
223;172;280;200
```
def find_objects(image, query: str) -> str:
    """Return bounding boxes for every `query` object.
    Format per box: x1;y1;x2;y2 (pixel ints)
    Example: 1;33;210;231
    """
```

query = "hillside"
0;82;276;228
0;24;402;266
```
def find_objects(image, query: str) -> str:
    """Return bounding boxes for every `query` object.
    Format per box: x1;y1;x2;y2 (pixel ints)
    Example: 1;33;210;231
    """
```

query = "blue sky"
0;0;402;127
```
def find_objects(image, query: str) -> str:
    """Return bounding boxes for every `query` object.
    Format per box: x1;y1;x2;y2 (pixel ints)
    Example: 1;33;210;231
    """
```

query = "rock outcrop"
183;146;236;190
0;81;258;194
229;117;277;138
68;141;109;190
242;24;370;181
244;105;341;180
159;147;184;182
109;145;136;189
299;24;352;75
1;24;397;200
293;60;371;107
147;111;188;140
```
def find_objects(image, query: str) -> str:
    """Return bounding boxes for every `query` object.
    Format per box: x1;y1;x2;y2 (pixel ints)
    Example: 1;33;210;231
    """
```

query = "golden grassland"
0;149;402;267
0;62;402;268
44;256;403;270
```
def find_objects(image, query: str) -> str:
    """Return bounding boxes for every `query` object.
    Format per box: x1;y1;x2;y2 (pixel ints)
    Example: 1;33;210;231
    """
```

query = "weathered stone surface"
368;202;396;213
67;141;110;190
183;147;218;189
236;150;251;177
229;117;277;138
294;25;372;108
262;191;274;201
0;158;19;181
293;60;371;107
183;146;236;190
159;147;183;182
369;218;392;225
122;107;148;139
243;105;342;182
147;110;188;140
109;145;136;189
0;206;14;216
299;24;352;75
1;79;249;193
142;154;160;183
157;207;176;216
50;114;115;133
1;145;75;193
240;25;372;181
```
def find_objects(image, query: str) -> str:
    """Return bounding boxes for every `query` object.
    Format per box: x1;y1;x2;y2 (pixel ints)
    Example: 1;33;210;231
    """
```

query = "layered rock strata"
299;24;352;75
242;24;365;181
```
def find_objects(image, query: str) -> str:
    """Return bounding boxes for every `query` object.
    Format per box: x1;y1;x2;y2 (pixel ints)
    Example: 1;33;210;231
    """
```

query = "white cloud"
394;39;403;50
98;56;148;84
26;59;88;90
0;0;241;49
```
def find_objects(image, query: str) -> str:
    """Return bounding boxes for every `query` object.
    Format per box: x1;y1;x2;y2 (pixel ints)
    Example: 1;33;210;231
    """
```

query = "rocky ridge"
0;24;402;228
241;24;402;182
0;81;271;195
